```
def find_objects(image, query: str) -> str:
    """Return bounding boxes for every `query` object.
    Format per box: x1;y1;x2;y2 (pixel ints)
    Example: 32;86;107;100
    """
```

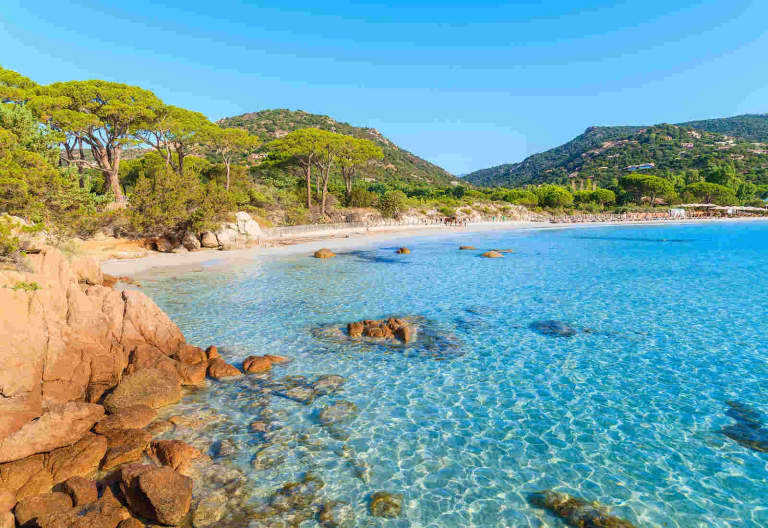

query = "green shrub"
0;216;21;260
438;206;456;217
346;187;377;208
11;281;39;291
376;190;408;218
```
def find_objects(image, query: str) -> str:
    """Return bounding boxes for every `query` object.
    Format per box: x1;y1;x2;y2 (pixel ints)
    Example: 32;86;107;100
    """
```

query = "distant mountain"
465;114;768;187
218;109;455;185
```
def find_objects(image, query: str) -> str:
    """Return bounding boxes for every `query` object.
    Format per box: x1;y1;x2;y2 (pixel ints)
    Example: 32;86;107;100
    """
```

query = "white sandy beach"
100;216;768;276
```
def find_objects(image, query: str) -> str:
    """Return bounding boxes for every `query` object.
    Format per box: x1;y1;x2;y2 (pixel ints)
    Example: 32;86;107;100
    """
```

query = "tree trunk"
305;163;312;209
225;159;231;191
321;168;330;216
76;138;85;187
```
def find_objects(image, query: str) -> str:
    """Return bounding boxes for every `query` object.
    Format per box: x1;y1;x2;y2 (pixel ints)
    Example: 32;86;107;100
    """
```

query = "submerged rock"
529;320;577;337
369;491;403;518
720;400;768;453
243;355;272;374
192;491;227;528
480;250;503;258
312;375;345;396
459;245;476;250
318;401;358;426
318;500;355;528
395;247;410;254
529;490;637;528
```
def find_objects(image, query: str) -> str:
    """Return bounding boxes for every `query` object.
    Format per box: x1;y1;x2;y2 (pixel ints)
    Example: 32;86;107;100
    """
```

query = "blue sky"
2;1;768;174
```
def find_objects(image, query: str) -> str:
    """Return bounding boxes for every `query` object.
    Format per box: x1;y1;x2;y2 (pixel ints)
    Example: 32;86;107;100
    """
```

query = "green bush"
376;190;408;218
0;215;21;261
346;187;377;208
438;206;456;217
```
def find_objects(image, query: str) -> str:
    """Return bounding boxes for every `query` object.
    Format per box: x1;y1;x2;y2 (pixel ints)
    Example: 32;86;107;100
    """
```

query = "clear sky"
2;1;768;175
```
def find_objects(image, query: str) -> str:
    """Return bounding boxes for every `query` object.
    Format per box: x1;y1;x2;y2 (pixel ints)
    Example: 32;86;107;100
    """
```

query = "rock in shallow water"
529;320;577;337
318;500;355;528
318;401;358;426
369;491;403;518
529;490;637;528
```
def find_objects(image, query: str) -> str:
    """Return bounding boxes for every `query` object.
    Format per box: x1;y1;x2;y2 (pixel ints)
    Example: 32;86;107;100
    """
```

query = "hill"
218;109;456;185
465;114;768;188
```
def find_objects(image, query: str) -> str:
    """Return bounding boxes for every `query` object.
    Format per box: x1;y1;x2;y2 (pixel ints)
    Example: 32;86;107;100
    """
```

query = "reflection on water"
140;222;768;528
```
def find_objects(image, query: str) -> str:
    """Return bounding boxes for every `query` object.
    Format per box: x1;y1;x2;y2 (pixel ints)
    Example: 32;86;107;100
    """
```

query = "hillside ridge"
465;114;768;187
218;109;456;185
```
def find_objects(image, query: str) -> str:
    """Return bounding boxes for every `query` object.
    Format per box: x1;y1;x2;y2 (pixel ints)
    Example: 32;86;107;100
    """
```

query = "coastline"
101;216;768;276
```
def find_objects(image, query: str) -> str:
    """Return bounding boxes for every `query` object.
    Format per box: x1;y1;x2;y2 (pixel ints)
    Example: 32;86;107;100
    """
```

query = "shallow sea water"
139;222;768;527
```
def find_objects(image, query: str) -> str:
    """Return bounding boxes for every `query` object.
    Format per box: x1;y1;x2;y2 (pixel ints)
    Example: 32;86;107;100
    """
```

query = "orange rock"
44;432;107;483
263;354;291;365
206;358;243;380
205;345;220;361
147;440;201;471
313;248;335;259
395;247;410;254
459;245;476;250
480;250;503;258
94;406;157;434
14;492;72;527
100;429;153;471
61;476;97;506
243;356;271;374
102;274;118;288
119;464;192;526
347;321;364;338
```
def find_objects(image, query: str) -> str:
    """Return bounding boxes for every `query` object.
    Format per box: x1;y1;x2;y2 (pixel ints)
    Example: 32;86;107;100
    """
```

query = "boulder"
313;248;335;259
492;248;515;253
147;440;201;471
214;224;240;251
70;257;103;286
263;354;290;365
0;455;52;500
0;488;14;513
176;361;208;387
347;321;364;338
44;432;107;483
206;358;243;380
174;345;206;366
369;491;403;518
61;477;97;506
480;250;503;258
0;512;12;528
103;369;182;413
120;464;192;526
101;429;153;471
94;406;157;434
0;402;104;464
529;490;637;528
41;487;131;528
395;247;410;254
181;232;201;252
235;211;262;240
346;318;413;344
459;245;476;250
204;346;219;361
14;492;72;527
149;237;175;253
118;519;144;528
243;356;271;374
199;231;218;249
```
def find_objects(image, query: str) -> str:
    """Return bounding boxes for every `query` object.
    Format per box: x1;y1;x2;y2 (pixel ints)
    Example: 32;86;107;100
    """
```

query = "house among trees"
625;162;656;171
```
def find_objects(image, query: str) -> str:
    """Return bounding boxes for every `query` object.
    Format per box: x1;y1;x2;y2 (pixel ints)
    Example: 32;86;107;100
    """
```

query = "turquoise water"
140;222;768;527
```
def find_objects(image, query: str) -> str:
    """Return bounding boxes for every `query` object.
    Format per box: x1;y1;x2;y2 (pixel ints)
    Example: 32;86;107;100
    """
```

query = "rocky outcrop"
214;212;263;250
61;476;98;506
206;358;243;380
0;246;192;456
313;248;335;259
346;318;414;343
94;406;157;434
103;369;182;413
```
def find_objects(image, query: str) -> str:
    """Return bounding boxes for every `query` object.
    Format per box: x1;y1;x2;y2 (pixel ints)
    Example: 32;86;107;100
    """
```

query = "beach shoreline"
101;216;768;276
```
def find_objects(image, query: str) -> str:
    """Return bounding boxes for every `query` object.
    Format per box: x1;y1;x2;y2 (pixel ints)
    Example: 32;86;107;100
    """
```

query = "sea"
138;222;768;527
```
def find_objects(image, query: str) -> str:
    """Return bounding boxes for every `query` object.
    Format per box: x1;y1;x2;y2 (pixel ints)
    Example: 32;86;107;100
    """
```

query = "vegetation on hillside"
466;117;768;189
218;109;456;185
